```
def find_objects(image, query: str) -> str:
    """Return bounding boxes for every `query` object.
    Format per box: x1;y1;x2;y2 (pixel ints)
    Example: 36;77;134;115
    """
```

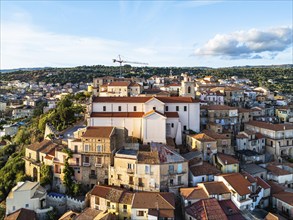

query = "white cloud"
194;27;293;60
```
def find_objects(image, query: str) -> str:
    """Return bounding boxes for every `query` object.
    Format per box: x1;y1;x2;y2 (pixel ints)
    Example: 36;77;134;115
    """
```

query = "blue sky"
1;0;292;69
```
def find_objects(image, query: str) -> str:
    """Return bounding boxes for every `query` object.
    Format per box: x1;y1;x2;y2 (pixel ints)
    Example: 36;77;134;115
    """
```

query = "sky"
1;0;292;69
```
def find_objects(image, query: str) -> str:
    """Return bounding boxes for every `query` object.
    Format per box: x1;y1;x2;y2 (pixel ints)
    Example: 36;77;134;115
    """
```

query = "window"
202;177;205;182
133;106;137;111
25;204;29;208
95;197;100;205
123;204;127;209
118;174;122;180
153;107;156;110
177;164;182;173
178;176;182;185
103;106;106;111
74;145;78;153
169;165;174;173
84;156;89;163
171;123;174;128
165;106;169;111
84;145;89;152
107;201;110;208
29;153;31;158
184;106;187;111
97;145;102;152
184;125;187;130
176;106;179;111
170;179;174;186
127;163;133;169
13;206;15;211
96;157;102;164
188;86;191;94
137;211;144;216
118;106;121;111
145;165;150;174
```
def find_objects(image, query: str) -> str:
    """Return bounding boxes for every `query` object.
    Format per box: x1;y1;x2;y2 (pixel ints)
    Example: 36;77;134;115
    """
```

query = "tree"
40;164;53;186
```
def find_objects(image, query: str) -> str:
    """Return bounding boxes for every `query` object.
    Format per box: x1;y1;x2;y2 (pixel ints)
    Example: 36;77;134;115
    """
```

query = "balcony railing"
127;169;134;174
95;163;103;168
138;182;144;187
83;162;90;167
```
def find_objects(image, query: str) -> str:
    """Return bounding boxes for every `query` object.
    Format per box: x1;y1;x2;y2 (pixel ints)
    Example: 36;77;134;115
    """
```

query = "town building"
6;181;50;216
244;121;293;159
88;96;200;145
109;143;188;194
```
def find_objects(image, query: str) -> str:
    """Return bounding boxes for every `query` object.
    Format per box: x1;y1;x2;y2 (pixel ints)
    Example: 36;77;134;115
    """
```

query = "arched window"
188;86;191;93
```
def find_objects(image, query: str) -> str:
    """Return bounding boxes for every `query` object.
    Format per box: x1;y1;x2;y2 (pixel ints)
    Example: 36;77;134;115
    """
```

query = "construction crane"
113;54;148;78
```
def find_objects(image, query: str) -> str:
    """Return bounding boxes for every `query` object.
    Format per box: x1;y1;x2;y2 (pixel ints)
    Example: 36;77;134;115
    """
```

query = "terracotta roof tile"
185;198;228;220
220;173;252;196
90;112;144;118
119;192;134;205
190;162;221;176
218;200;245;220
255;177;271;189
27;139;58;154
201;182;230;195
108;81;130;87
137;151;160;164
91;185;126;203
273;192;293;206
132;192;175;209
165;112;179;118
5;208;36;220
217;153;239;165
202;130;230;140
81;126;114;138
266;165;291;176
245;121;293;131
180;187;209;200
190;133;216;142
93;96;199;103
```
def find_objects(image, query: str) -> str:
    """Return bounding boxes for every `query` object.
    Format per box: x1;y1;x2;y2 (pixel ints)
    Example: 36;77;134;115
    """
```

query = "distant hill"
0;67;52;73
0;64;292;93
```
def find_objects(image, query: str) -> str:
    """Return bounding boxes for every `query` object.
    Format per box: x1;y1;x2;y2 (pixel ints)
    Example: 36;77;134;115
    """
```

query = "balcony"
83;162;90;167
127;169;134;174
95;163;103;168
138;182;144;187
89;174;97;179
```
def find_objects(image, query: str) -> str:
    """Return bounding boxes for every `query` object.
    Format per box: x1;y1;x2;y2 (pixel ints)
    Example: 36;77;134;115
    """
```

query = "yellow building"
213;153;239;173
186;133;217;161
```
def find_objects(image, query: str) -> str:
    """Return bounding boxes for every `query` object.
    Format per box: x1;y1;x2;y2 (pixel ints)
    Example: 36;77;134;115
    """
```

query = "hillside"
0;64;292;93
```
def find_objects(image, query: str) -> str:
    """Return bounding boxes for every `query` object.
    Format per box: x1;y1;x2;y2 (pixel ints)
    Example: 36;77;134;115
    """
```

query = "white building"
6;181;48;215
88;96;200;144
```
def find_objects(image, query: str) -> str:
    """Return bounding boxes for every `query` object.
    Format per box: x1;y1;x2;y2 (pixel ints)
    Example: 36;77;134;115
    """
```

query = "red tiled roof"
255;177;271;189
220;173;252;196
108;81;130;87
273;192;293;206
90;112;144;118
190;162;221;176
93;96;199;103
5;208;36;220
91;185;126;203
190;133;216;142
217;153;239;165
266;165;291;176
185;198;228;220
143;110;166;118
82;126;114;138
132;192;175;209
165;112;179;118
180;187;209;200
245;121;293;131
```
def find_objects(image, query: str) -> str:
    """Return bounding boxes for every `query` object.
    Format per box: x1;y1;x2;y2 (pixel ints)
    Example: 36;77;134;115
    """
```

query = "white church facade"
87;96;200;145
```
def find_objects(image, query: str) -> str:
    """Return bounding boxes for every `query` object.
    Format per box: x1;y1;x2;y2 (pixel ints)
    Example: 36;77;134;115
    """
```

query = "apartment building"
89;185;175;220
244;121;293;159
88;96;200;145
215;173;253;210
24;139;60;182
213;153;239;174
67;126;127;188
186;133;217;162
109;144;188;194
6;181;48;215
201;105;239;135
275;106;293;123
